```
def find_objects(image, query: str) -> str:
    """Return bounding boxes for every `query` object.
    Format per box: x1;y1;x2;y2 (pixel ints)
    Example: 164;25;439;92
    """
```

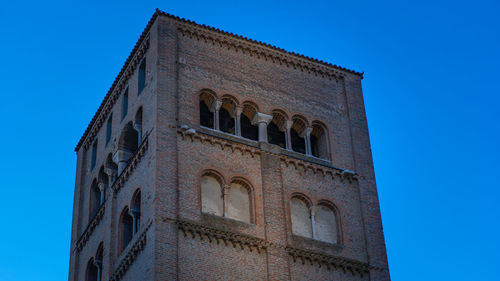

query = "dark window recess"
219;108;235;134
121;208;133;252
138;60;146;95
200;101;214;128
118;122;139;154
241;114;258;140
310;134;319;157
91;141;97;170
89;180;101;221
86;259;98;281
106;115;112;145
267;122;286;148
121;89;128;120
291;128;306;154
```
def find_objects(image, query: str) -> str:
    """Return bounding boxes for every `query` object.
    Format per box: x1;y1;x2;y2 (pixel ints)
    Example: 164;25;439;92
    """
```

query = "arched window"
219;97;237;134
290;197;312;238
89;179;101;221
201;174;223;216
138;59;146;95
314;204;338;244
98;166;108;191
94;243;103;281
268;110;287;148
311;122;329;159
134;107;143;145
131;190;141;234
119;207;133;253
240;103;258;140
291;117;307;154
200;91;216;128
85;258;98;281
226;181;251;223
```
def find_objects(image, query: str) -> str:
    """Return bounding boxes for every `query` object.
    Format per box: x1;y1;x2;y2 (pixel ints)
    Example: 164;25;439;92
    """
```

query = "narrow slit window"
106;114;112;145
121;89;128;120
138;59;146;95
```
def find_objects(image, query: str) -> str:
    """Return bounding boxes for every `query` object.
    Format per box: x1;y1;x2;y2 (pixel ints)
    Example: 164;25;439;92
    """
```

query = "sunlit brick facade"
68;9;390;281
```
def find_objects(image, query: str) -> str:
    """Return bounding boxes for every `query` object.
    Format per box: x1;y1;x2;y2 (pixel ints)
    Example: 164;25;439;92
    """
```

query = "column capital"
309;205;316;216
301;126;313;138
104;167;115;177
252;112;273;125
214;100;223;110
133;123;142;131
98;182;105;192
285;120;294;130
235;106;243;116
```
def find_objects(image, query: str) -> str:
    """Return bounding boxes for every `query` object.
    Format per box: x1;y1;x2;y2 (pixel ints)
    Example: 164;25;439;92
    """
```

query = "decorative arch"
290;194;313;238
118;206;133;254
219;95;238;134
85;258;98;281
118;121;138;153
89;179;101;221
227;177;253;223
268;109;288;148
200;170;224;216
130;189;142;234
314;201;340;244
199;90;217;128
311;120;330;160
241;101;259;140
290;115;309;154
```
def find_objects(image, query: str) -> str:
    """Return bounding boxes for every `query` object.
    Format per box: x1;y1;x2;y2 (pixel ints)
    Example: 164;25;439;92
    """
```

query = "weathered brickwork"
68;9;390;281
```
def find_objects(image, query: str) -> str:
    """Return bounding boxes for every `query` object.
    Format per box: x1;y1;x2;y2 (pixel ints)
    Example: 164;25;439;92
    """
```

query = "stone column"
285;120;293;150
130;208;140;235
235;106;243;136
214;100;222;130
98;183;105;204
104;167;116;186
113;150;133;175
252;112;273;142
134;123;142;146
310;206;317;240
303;127;313;156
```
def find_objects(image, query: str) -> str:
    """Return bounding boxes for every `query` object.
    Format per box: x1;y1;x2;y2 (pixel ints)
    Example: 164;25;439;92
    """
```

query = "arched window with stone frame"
118;206;133;254
310;121;330;160
89;179;101;221
219;95;238;134
314;202;340;244
226;178;253;223
240;102;259;140
199;90;217;129
200;171;224;216
290;116;308;154
98;166;108;195
94;242;104;281
130;189;141;234
115;122;139;175
267;109;288;148
290;195;313;238
105;153;118;183
134;107;143;145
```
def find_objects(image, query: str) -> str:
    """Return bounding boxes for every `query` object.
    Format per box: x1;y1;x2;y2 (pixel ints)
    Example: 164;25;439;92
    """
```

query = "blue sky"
0;1;498;280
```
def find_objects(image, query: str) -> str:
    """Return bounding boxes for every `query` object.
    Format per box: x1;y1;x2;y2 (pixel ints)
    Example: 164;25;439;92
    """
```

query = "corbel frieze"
176;218;384;277
176;24;344;81
177;219;269;253
285;246;373;277
83;36;150;151
280;156;358;183
75;202;106;252
109;220;152;281
112;134;150;195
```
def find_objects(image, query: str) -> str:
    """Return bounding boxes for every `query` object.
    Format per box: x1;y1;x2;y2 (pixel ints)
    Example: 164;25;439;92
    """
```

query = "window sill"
290;234;343;253
201;212;255;231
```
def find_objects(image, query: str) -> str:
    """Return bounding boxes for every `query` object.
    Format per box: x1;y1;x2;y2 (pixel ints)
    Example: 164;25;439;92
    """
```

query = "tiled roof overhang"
75;9;363;152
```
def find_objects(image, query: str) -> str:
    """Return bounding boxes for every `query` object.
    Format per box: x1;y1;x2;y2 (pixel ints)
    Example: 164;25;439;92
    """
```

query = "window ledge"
290;234;343;253
75;201;106;252
201;212;255;230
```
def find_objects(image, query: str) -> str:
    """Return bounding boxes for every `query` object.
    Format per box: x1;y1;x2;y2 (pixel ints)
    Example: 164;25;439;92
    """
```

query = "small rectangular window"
91;140;98;170
122;89;128;120
106;114;113;145
138;59;146;95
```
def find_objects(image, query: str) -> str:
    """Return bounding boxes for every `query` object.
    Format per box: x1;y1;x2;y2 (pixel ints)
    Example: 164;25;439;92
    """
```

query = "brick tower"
68;9;390;281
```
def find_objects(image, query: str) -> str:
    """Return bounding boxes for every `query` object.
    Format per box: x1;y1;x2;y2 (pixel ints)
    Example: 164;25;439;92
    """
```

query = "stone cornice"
112;133;150;195
176;218;381;277
109;220;152;281
75;201;106;252
177;126;357;182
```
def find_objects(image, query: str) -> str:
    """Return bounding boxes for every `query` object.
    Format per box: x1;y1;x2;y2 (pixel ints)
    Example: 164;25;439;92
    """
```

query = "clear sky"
0;1;498;280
